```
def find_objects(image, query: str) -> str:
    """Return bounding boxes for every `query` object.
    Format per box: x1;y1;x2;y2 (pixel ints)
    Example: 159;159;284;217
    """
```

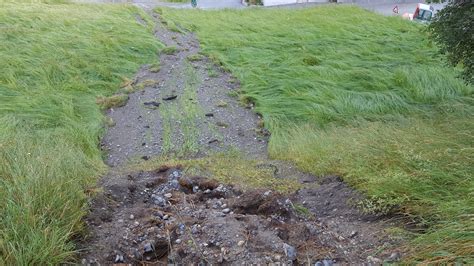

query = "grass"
133;151;301;193
160;6;473;263
0;2;161;264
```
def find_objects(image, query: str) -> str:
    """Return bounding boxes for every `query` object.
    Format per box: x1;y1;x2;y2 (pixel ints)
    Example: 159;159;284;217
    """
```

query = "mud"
79;167;400;264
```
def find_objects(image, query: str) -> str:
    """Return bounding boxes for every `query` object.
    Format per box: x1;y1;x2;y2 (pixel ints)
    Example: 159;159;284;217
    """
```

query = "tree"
429;0;473;84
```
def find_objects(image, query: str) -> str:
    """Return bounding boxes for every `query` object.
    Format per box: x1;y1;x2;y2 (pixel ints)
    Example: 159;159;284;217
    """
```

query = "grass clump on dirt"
0;2;161;264
134;151;301;193
161;6;473;263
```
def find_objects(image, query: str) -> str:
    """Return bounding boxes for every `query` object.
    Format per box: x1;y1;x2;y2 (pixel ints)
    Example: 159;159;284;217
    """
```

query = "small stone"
193;186;200;193
204;189;211;194
274;254;282;261
133;221;140;226
221;204;227;208
118;219;124;223
283;243;296;261
237;240;245;246
175;239;182;244
367;256;382;264
314;262;323;266
222;208;231;214
114;254;124;263
144;243;154;253
386;252;401;262
163;214;169;220
129;214;134;220
322;259;333;266
164;193;172;198
349;230;358;238
263;190;272;197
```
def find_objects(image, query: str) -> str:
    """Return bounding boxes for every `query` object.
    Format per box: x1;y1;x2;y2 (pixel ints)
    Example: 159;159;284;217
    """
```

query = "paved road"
76;0;244;9
357;2;446;16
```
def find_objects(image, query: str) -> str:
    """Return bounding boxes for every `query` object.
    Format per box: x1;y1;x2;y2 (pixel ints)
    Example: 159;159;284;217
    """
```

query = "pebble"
163;214;169;220
204;189;211;194
274;255;281;261
221;204;227;208
222;208;231;214
237;240;245;246
143;243;154;253
322;259;333;266
175;239;182;244
283;243;297;261
114;254;124;263
164;193;172;198
367;256;382;264
129;214;134;220
349;230;358;238
118;219;124;223
386;252;401;262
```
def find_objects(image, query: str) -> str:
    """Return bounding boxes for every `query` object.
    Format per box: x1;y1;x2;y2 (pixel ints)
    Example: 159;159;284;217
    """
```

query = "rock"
175;239;182;244
263;190;272;197
314;262;323;266
349;230;358;238
164;193;172;198
144;101;160;108
222;208;231;214
274;254;282;261
283;243;297;261
205;113;214;117
114;254;124;263
163;214;169;220
367;256;382;264
193;186;200;193
151;194;166;207
144;242;154;253
141;155;150;160
204;189;211;194
221;204;227;208
163;95;178;101
386;252;401;262
129;214;134;220
322;259;333;266
237;240;245;246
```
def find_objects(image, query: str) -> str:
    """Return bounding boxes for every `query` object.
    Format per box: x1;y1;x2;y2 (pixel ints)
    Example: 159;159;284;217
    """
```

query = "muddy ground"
78;9;403;265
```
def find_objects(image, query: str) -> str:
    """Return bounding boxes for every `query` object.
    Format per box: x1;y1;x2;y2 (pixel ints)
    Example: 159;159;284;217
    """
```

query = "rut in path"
78;11;403;265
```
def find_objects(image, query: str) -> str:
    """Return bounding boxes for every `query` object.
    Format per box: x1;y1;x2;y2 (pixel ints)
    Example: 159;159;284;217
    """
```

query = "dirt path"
78;11;403;265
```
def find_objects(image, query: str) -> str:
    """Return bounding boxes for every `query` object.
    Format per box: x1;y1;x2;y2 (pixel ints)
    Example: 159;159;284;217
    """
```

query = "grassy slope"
0;3;160;264
160;6;473;262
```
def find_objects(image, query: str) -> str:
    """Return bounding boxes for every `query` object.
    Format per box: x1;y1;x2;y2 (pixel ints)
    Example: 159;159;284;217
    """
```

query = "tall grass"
0;2;161;264
161;6;473;262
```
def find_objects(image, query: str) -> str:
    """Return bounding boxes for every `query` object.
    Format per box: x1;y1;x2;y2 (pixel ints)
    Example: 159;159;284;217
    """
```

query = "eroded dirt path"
79;11;403;265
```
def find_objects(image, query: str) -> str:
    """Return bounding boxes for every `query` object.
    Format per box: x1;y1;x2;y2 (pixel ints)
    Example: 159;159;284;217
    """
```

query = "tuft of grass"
161;46;178;55
187;53;205;62
96;94;129;109
133;151;301;193
161;6;473;263
135;79;159;90
0;2;161;264
149;62;161;73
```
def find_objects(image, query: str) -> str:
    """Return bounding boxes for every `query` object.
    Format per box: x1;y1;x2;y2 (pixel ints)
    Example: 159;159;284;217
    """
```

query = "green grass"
160;6;473;263
0;2;161;264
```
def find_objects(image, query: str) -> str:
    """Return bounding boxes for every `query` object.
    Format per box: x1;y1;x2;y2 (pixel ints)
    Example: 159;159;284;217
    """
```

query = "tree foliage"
429;0;474;83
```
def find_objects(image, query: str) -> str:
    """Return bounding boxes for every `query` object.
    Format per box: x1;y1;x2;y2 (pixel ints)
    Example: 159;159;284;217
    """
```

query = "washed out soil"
78;7;403;265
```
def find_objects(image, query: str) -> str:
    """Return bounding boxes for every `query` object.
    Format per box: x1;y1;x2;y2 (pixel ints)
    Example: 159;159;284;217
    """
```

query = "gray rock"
314;262;323;266
283;243;297;261
322;259;333;266
222;208;231;214
114;254;124;263
151;194;166;207
164;193;172;198
386;252;401;262
143;242;154;253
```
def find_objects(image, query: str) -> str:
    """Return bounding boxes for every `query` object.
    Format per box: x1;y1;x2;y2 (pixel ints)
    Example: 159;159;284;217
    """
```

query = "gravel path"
78;7;405;265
